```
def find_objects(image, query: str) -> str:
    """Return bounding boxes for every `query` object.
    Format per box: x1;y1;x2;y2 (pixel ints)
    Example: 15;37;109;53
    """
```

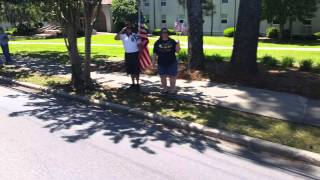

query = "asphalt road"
1;84;320;180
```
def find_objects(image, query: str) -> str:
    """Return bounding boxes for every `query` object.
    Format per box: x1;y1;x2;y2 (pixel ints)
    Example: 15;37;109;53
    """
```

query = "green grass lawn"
6;34;320;65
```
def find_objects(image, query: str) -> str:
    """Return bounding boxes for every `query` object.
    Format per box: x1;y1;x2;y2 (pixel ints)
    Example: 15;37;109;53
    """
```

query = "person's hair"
159;28;169;40
0;26;4;34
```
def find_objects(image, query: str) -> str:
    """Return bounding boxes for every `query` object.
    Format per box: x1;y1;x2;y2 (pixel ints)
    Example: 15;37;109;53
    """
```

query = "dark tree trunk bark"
60;1;84;92
187;0;204;70
231;0;262;74
83;0;102;89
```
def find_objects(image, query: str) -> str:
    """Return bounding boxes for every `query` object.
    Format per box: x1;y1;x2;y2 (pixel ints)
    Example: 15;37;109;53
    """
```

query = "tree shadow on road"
2;83;319;179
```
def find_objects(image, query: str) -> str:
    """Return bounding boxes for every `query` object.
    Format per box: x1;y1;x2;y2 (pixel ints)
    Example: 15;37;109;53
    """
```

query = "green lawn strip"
9;44;320;65
1;67;320;153
11;34;320;49
89;88;320;154
0;67;69;87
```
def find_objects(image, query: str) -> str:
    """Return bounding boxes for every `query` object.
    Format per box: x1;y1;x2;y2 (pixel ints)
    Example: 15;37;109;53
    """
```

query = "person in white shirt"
0;27;13;67
115;24;141;90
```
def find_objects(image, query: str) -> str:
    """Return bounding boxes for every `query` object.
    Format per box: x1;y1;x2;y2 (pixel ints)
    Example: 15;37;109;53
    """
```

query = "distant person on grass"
0;27;13;68
153;28;181;95
115;24;141;91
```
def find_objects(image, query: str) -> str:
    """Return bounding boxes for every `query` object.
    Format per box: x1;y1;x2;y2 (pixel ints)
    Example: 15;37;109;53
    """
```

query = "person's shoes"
126;84;137;91
160;88;169;95
134;84;141;91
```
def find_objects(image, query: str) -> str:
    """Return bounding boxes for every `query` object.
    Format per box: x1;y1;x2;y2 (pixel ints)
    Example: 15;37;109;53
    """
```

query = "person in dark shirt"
153;28;180;94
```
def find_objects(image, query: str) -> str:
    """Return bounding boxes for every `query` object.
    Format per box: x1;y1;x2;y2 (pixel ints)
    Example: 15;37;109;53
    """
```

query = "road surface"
0;84;319;180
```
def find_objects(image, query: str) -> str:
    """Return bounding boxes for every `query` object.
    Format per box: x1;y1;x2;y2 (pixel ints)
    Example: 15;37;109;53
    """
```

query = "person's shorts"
158;61;178;76
125;52;140;75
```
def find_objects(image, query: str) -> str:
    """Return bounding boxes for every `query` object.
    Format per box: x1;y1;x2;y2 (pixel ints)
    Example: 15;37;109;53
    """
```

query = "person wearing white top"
0;27;13;67
115;25;141;90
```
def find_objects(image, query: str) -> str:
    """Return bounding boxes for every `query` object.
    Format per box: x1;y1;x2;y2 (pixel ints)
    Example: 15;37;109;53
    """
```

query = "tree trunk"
66;26;84;91
231;0;262;74
60;1;84;92
83;3;94;89
279;22;285;39
186;0;204;70
83;0;102;89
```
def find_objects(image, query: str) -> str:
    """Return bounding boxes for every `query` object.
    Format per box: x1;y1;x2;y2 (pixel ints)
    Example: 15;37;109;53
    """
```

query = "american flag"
138;13;152;71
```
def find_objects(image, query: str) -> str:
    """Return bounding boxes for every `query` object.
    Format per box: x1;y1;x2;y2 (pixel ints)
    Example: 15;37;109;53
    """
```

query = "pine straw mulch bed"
95;60;320;99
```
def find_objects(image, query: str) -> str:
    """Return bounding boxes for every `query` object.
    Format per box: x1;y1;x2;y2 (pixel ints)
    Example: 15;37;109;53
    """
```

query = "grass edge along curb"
1;75;320;167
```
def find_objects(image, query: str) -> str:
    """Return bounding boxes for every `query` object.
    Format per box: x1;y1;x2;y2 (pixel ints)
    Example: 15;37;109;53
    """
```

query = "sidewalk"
90;72;320;127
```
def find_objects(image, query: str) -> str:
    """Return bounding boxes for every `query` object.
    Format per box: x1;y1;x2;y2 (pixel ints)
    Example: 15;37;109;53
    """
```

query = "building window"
161;0;166;6
161;15;167;24
221;13;228;24
221;19;228;24
143;0;150;7
144;15;150;23
179;15;186;23
303;19;312;26
222;0;228;3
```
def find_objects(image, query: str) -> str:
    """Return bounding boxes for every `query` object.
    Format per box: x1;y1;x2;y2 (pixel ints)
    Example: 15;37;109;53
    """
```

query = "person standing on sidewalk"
0;27;13;68
115;24;141;90
153;28;181;95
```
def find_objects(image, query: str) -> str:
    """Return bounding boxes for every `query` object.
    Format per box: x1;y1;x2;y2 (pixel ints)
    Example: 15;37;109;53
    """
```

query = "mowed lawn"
7;34;320;64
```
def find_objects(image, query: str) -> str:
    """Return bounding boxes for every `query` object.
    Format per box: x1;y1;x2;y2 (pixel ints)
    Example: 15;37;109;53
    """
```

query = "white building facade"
139;0;320;36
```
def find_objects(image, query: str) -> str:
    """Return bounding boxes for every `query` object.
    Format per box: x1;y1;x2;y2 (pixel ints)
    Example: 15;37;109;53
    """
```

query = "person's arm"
152;53;158;67
114;27;127;40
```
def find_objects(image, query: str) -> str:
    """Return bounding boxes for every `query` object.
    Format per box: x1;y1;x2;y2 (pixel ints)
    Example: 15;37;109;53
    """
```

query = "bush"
313;32;320;39
291;35;317;41
177;50;188;62
261;55;279;67
299;59;314;72
205;54;224;63
223;27;235;37
152;28;176;36
12;23;37;36
281;57;295;68
266;27;279;39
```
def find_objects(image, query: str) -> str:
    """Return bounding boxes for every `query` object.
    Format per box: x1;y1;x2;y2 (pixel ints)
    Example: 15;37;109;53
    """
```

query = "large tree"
262;0;319;38
231;0;262;74
177;0;215;70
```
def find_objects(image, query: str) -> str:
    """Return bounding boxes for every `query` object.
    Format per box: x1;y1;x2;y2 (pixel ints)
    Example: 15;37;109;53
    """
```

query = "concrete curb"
2;75;320;167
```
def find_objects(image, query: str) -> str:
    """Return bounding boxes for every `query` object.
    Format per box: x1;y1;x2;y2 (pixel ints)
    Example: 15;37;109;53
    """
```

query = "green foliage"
299;59;314;72
152;29;177;36
205;54;224;63
111;0;138;32
177;50;188;62
261;55;279;67
266;27;279;39
314;32;320;39
12;23;36;36
262;0;318;37
223;27;235;37
281;57;295;68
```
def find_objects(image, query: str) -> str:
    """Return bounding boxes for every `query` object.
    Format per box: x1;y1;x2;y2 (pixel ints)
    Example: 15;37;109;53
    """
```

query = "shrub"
12;23;36;36
223;27;235;37
177;50;188;62
205;54;224;63
281;57;295;68
314;32;320;39
292;35;317;41
299;59;314;72
266;27;279;39
152;28;176;36
261;55;279;67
